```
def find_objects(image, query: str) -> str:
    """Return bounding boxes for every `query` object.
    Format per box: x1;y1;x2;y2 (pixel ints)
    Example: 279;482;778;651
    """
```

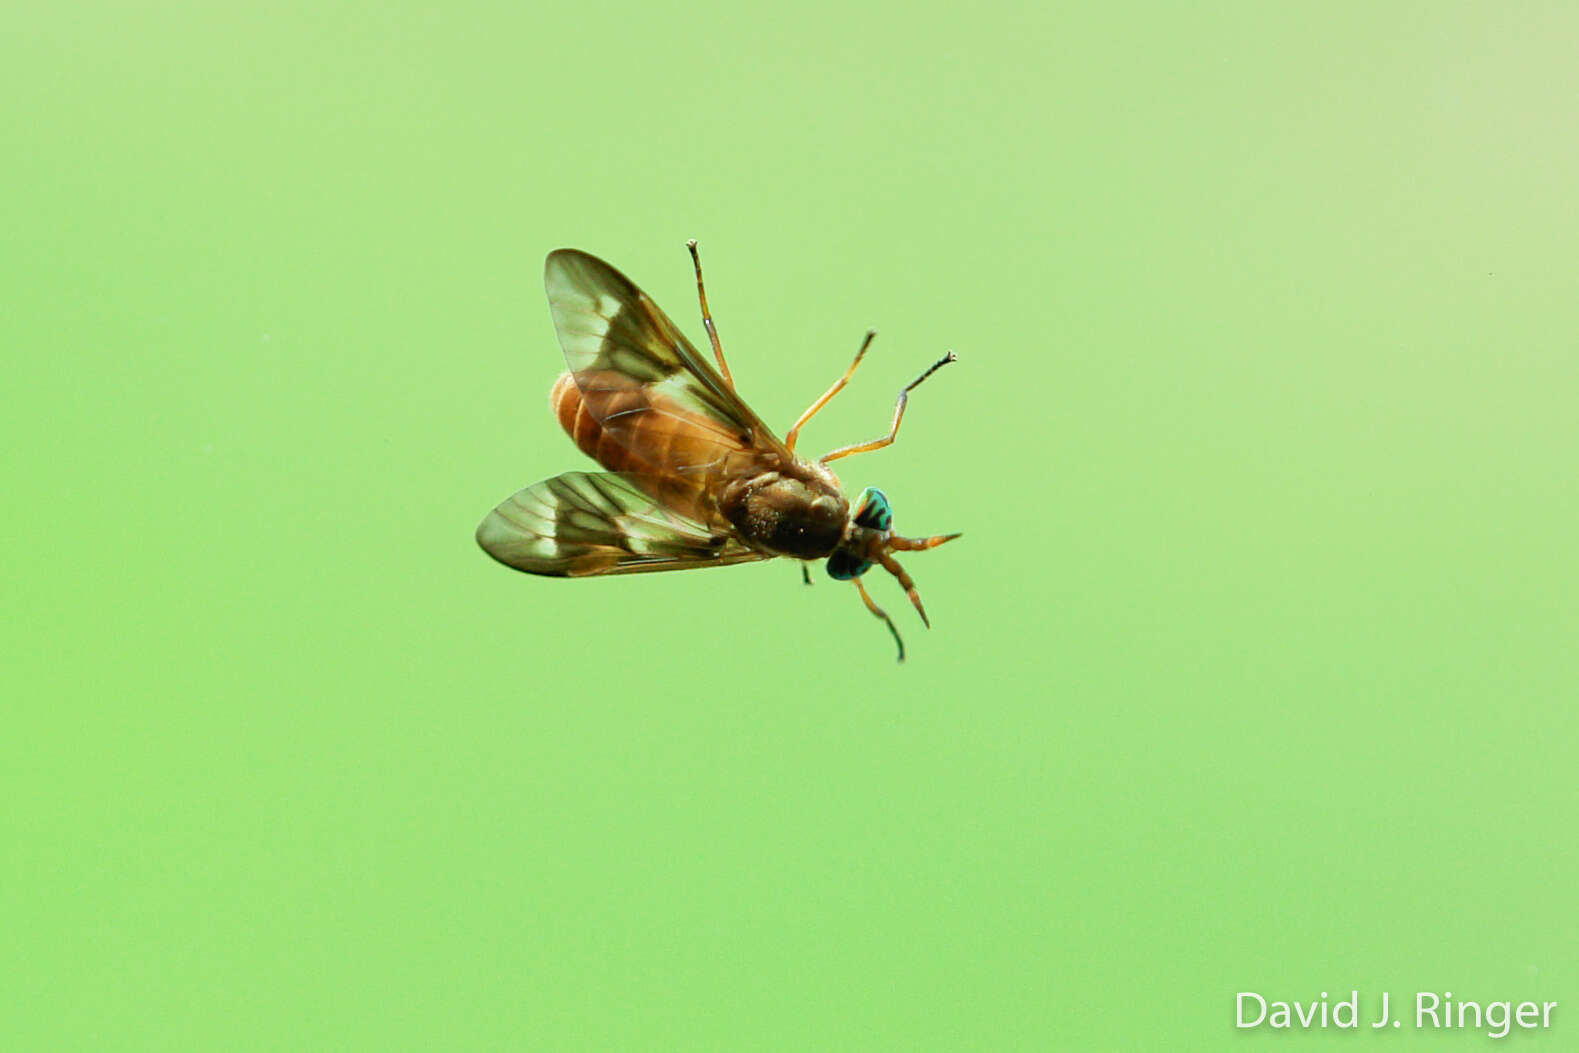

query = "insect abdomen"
551;371;750;523
552;372;633;473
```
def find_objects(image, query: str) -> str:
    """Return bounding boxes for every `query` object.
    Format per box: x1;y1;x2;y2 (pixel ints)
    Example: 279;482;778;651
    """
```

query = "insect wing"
543;249;791;461
476;471;770;577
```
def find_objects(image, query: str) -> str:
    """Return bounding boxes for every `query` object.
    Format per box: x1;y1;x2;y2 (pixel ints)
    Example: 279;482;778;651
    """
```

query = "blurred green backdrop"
5;0;1576;1048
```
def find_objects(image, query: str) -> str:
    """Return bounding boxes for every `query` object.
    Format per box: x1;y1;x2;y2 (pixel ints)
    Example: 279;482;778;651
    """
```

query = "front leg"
820;351;957;465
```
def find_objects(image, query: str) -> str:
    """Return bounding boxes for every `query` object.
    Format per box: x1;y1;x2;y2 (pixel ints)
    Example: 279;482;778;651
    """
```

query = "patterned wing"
475;472;770;576
543;249;792;462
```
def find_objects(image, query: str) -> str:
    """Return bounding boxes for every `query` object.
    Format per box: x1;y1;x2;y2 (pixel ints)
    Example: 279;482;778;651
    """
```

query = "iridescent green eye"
826;550;872;580
852;487;892;531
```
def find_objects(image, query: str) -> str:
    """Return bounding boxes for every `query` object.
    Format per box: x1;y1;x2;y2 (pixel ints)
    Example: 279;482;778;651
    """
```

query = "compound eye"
825;549;873;581
852;487;892;531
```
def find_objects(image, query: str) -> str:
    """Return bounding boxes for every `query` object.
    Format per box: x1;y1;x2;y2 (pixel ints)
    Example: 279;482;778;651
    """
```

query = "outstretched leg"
877;551;938;629
889;533;962;553
820;351;957;465
786;329;876;453
685;240;734;388
854;576;905;662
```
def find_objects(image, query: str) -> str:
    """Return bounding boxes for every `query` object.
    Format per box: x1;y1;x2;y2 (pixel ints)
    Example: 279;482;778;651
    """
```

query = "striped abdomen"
551;371;764;525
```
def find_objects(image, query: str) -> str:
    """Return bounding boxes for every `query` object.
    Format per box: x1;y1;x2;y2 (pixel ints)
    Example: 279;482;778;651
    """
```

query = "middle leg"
786;329;876;453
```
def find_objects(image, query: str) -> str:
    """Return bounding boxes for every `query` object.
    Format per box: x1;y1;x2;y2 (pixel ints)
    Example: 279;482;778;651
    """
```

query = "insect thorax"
719;470;848;560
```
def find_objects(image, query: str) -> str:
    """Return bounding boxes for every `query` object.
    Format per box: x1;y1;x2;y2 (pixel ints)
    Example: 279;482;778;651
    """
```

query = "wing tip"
543;248;643;304
476;504;562;577
543;247;583;286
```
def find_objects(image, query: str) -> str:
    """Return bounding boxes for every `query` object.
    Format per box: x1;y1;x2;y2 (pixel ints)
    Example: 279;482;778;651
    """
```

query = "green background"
6;0;1575;1048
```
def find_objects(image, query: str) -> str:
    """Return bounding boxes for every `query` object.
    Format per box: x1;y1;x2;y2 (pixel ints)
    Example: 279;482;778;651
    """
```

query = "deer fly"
475;242;959;660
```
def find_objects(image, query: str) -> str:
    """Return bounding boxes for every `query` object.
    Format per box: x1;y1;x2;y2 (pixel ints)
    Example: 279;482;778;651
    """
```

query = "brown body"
552;370;850;560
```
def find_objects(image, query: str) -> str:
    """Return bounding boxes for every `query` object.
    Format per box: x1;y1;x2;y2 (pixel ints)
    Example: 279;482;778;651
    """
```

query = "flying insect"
476;243;959;660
